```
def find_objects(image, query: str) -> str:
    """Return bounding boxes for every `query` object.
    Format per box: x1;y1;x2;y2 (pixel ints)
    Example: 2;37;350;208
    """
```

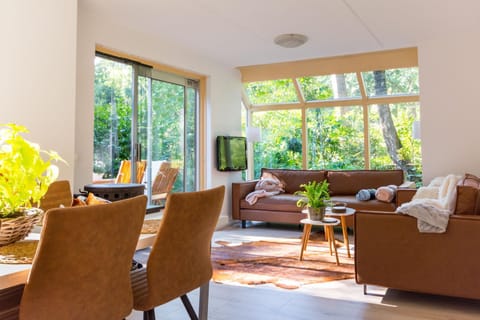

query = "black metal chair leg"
144;309;156;320
181;294;199;320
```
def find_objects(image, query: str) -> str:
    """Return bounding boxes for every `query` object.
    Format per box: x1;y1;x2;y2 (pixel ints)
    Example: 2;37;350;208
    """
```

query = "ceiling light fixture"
274;33;308;48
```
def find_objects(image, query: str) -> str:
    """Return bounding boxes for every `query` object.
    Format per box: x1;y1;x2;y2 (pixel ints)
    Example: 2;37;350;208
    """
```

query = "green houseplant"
295;180;330;221
0;123;64;245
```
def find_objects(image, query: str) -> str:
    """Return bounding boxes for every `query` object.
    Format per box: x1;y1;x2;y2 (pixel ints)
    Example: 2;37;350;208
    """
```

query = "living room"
2;0;480;318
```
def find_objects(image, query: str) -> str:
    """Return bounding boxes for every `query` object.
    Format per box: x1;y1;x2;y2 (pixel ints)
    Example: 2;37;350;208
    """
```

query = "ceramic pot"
307;206;326;221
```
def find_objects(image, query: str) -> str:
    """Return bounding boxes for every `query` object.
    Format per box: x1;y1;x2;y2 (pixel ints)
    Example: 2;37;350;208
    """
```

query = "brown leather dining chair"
19;195;147;320
131;185;225;320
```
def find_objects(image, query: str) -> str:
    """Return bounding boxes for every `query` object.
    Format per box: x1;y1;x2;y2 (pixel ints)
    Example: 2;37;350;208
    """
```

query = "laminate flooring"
127;221;480;320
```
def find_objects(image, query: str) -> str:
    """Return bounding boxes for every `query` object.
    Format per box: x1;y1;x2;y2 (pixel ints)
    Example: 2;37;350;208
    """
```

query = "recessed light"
274;33;308;48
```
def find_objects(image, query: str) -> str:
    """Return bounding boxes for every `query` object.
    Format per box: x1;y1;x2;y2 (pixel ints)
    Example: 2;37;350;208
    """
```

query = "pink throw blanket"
245;177;285;205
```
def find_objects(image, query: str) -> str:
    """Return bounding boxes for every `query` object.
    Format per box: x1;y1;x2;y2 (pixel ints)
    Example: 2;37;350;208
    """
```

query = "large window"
240;48;422;184
94;53;200;206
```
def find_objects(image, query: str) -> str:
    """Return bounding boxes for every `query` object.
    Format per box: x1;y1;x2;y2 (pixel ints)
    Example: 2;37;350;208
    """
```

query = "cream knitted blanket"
396;174;461;233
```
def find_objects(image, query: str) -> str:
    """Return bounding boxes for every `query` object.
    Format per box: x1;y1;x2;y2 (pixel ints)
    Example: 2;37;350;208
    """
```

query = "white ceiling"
80;0;480;68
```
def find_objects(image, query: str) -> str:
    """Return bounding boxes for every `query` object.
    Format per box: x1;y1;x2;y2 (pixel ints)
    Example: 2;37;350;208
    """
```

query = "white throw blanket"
245;177;285;205
396;174;461;233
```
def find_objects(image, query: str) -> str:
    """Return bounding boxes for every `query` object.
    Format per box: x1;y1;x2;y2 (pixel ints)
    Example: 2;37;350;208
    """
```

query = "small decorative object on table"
295;180;330;221
0;123;64;246
331;202;347;213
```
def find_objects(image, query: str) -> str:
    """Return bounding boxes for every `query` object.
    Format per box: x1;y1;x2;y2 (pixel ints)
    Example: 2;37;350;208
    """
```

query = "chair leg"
199;282;209;320
181;294;199;320
144;309;156;320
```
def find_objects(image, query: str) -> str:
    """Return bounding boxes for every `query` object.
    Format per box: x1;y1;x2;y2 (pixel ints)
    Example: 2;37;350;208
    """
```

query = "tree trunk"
373;71;407;171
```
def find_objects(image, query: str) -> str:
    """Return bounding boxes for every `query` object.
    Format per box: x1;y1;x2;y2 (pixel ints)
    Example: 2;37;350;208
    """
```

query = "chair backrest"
38;180;73;211
139;185;225;308
115;160;147;184
151;167;179;200
19;195;147;320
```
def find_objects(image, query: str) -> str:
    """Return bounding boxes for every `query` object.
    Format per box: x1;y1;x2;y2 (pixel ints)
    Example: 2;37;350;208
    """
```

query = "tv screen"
216;136;247;171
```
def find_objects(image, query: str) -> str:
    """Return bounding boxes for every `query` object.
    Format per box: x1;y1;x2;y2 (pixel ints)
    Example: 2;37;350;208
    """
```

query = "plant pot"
307;207;326;221
0;208;42;246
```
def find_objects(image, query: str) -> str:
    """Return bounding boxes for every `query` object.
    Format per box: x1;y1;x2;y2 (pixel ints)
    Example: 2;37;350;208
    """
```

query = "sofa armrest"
399;180;416;188
231;180;258;220
395;188;417;207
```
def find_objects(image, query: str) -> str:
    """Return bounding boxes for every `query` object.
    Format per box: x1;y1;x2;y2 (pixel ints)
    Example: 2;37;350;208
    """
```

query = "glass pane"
299;73;360;101
244;79;298;105
307;106;364;170
93;56;133;181
151;80;185;193
251;110;302;178
362;68;419;97
369;102;422;185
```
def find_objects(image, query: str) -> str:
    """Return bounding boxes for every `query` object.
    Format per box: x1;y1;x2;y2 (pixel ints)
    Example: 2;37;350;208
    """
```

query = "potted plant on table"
295;180;330;221
0;123;64;246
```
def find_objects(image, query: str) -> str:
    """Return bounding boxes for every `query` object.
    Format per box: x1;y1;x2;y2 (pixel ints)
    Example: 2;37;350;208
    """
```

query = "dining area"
0;184;225;320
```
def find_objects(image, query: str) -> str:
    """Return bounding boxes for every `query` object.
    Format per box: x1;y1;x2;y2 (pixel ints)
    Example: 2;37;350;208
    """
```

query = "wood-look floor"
127;222;480;320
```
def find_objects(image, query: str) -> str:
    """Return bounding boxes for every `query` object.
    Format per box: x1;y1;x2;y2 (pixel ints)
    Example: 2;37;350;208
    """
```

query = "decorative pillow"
455;173;480;215
462;173;480;188
356;189;376;201
375;185;398;203
73;193;110;206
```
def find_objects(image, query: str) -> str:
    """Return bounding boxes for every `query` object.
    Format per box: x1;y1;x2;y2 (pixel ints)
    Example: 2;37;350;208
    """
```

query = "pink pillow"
375;185;398;203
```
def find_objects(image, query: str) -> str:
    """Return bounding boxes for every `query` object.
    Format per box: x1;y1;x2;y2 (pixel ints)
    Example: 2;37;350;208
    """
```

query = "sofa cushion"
327;170;404;195
261;168;327;194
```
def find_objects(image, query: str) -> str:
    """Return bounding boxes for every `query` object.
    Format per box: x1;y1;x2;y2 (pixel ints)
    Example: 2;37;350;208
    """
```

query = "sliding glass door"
94;54;199;207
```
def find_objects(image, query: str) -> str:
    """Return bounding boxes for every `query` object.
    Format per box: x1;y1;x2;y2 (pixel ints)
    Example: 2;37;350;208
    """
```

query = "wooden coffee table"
325;207;355;258
299;217;341;265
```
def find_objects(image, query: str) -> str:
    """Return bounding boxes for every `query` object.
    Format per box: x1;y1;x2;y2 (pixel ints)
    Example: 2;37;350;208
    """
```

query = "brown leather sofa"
355;210;480;300
232;168;413;228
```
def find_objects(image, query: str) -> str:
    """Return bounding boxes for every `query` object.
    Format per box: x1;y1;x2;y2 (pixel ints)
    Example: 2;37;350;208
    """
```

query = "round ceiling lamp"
274;33;308;48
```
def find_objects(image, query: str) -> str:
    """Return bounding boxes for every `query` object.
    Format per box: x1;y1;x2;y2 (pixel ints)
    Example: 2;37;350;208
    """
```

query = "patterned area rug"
211;234;354;290
141;219;161;234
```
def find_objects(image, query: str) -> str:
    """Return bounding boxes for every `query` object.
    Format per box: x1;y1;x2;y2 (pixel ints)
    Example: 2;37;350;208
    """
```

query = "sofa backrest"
260;168;327;194
327;169;404;195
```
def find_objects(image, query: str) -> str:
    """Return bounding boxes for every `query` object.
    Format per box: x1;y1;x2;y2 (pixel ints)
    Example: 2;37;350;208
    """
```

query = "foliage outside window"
307;106;364;170
251;110;302;175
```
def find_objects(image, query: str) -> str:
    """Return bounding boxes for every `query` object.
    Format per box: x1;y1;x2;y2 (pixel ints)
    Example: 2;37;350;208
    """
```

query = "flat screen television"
216;136;247;171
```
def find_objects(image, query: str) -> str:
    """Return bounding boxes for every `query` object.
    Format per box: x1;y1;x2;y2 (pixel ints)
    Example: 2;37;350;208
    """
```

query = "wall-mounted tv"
216;136;247;171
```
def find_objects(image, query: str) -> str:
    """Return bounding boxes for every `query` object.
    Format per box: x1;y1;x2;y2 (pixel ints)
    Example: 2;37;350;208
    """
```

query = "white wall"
0;0;77;182
418;31;480;183
76;4;242;226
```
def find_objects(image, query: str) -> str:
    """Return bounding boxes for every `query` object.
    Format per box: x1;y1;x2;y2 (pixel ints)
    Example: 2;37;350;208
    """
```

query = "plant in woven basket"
294;180;330;221
0;123;64;245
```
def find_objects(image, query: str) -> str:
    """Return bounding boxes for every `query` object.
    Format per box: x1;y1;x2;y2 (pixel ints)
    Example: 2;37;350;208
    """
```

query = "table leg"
299;224;312;261
328;226;340;265
340;216;351;258
325;225;332;255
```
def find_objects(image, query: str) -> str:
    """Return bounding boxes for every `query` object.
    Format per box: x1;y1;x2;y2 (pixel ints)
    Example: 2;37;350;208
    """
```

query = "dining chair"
38;180;73;210
19;195;147;320
131;185;225;320
151;167;179;205
115;160;147;184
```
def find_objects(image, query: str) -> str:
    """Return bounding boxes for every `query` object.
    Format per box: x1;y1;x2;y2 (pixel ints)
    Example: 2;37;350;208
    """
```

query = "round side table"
325;207;355;258
299;217;341;265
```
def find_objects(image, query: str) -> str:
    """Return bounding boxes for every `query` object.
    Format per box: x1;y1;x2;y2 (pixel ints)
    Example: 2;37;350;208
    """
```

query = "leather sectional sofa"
355;173;480;300
232;168;414;228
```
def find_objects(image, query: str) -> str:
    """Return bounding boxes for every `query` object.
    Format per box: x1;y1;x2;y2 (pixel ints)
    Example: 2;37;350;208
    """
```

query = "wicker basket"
0;208;42;246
